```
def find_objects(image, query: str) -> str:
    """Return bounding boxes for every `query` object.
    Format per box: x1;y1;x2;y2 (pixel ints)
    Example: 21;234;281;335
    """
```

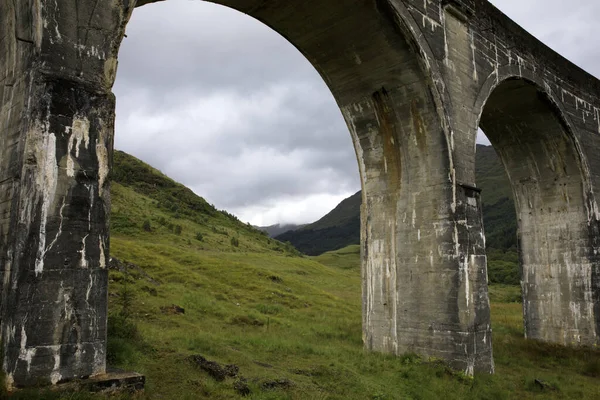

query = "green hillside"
277;145;518;266
313;244;361;270
11;152;600;399
109;150;298;253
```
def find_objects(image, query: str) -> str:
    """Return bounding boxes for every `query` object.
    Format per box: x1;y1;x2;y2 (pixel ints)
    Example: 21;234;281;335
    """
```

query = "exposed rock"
534;379;557;391
233;377;251;396
160;304;185;315
187;355;238;382
224;364;239;377
260;378;293;391
188;355;227;381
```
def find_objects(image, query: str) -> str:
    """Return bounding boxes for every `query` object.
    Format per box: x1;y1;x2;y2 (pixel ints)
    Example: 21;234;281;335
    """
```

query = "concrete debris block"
50;369;145;394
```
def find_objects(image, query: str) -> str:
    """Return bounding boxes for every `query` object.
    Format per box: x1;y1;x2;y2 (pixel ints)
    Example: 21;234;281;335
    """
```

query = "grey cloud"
116;2;318;97
490;0;600;77
113;0;599;225
169;147;355;209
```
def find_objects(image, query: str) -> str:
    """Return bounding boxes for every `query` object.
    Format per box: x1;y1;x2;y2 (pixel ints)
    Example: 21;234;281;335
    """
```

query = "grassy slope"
106;153;600;399
105;237;600;399
313;244;361;270
14;153;600;399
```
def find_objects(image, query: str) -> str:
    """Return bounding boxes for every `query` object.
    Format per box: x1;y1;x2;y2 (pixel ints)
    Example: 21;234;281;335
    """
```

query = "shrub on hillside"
488;259;520;285
142;220;152;232
212;226;229;236
487;249;520;285
106;313;139;366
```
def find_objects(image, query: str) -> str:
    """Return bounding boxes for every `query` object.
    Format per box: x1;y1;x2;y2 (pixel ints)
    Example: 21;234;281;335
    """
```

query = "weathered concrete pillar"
345;87;493;374
0;0;131;387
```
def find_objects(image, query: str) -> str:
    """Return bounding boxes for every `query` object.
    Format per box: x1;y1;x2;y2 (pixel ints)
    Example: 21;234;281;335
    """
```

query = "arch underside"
480;78;598;345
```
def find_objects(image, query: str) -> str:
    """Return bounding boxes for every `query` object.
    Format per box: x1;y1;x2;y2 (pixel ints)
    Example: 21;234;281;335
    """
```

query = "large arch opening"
107;6;366;389
113;2;357;230
103;0;490;386
115;0;461;364
478;77;597;345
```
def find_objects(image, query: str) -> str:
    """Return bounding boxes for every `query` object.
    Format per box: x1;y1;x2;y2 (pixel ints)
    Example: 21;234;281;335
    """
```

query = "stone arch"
131;0;485;371
474;66;592;182
474;67;599;345
0;0;497;388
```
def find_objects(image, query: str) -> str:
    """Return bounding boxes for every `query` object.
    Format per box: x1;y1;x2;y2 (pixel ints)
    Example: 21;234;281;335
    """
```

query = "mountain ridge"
256;223;305;237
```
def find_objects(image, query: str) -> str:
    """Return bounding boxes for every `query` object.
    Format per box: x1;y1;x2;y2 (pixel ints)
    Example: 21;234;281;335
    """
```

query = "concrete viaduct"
1;0;599;388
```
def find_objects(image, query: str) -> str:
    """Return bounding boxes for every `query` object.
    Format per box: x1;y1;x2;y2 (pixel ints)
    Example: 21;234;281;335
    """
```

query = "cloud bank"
113;0;599;225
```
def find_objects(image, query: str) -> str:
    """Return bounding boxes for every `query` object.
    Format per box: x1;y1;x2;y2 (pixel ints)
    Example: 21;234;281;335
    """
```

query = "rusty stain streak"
410;99;428;152
372;88;401;193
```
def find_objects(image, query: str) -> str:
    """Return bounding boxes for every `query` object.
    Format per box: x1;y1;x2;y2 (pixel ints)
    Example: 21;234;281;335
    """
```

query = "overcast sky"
113;0;600;226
